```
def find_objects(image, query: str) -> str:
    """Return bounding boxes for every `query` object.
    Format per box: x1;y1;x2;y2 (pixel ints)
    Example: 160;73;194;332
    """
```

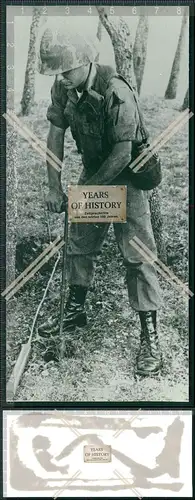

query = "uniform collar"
75;63;97;105
63;64;98;103
83;63;97;91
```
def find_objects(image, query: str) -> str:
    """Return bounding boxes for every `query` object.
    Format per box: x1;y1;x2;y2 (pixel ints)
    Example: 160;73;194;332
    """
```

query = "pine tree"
181;88;189;111
133;15;149;95
20;7;42;115
96;7;136;88
165;8;188;100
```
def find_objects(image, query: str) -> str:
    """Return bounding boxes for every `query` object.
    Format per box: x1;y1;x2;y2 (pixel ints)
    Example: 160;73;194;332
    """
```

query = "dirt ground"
6;95;189;402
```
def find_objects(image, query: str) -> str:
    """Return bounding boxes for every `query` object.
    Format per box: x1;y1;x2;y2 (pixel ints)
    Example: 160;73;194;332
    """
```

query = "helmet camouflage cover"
37;20;99;75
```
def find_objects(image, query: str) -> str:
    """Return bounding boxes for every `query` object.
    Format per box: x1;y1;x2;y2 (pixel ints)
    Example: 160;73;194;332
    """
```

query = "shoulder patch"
110;91;125;108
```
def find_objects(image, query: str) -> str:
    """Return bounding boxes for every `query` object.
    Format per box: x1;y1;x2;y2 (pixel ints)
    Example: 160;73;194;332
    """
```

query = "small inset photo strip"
2;410;193;497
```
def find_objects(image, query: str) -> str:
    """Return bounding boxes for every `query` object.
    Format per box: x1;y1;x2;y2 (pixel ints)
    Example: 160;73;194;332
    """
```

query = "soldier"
37;22;163;376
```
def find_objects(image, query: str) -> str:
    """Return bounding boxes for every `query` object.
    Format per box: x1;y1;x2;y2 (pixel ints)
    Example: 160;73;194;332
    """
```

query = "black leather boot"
135;311;162;376
38;285;88;337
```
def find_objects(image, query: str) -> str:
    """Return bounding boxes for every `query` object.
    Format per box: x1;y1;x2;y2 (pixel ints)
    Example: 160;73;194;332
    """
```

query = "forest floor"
6;95;189;402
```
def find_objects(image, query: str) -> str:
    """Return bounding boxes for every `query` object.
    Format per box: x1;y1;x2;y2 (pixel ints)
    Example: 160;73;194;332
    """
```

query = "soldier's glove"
46;188;68;214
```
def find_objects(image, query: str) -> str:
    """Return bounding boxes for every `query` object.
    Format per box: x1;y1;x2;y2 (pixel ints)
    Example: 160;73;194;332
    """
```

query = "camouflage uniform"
46;63;162;311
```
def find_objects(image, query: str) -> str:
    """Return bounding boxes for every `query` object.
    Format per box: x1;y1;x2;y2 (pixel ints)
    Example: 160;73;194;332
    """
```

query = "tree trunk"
96;7;136;88
95;18;103;63
149;189;167;263
181;88;189;111
97;17;103;42
165;8;188;100
96;7;166;261
6;126;18;287
20;7;42;115
133;15;149;95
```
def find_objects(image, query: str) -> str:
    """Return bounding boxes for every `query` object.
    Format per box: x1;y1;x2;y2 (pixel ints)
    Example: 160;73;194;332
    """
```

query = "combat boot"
38;285;88;337
135;311;162;376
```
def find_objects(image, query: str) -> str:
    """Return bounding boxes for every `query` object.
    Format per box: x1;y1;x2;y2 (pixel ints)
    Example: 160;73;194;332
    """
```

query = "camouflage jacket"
47;64;145;176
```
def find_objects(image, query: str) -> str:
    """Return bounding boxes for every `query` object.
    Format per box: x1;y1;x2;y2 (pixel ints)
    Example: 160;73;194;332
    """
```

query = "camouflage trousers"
67;170;162;311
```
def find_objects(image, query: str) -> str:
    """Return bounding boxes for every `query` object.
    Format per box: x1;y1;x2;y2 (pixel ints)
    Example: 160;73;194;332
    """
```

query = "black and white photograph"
5;4;192;402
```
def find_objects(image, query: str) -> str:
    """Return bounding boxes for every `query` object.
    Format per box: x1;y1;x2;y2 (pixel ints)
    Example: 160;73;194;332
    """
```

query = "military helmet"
37;21;99;75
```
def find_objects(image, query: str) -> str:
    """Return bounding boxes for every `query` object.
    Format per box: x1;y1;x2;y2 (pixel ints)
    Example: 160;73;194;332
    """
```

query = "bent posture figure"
37;21;163;376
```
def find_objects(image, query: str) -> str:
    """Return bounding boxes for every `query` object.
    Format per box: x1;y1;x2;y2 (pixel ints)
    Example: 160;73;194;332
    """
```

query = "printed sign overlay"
68;185;127;223
84;445;112;463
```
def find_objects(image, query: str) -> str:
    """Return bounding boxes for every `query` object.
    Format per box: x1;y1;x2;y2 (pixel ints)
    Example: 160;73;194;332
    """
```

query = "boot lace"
140;329;159;359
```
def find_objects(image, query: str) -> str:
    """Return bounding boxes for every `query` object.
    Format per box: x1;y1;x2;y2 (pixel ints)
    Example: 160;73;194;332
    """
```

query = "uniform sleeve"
47;78;69;130
104;79;138;146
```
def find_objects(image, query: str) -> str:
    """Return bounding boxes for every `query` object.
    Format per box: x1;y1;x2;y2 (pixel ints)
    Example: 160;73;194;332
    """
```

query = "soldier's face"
57;64;90;90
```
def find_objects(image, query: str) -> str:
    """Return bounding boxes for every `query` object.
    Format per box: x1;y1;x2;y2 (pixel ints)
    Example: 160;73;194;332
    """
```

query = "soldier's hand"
46;189;68;213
